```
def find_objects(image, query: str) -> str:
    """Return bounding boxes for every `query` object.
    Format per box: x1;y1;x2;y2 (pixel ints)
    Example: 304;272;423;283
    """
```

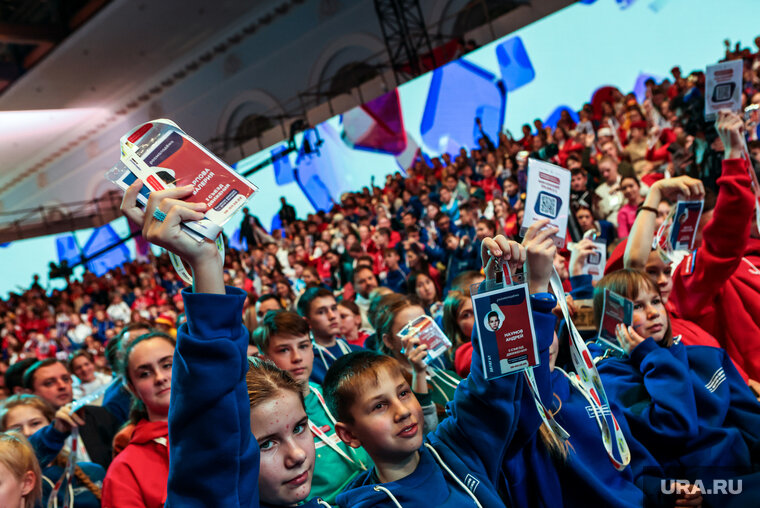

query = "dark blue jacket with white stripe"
594;338;760;479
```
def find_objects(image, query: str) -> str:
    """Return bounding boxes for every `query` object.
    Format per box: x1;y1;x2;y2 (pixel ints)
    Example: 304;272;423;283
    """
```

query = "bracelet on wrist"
636;205;658;216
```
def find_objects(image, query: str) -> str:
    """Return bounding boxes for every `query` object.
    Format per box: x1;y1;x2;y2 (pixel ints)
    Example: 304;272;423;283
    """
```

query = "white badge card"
580;241;607;283
598;289;633;354
397;315;451;365
705;59;743;120
521;159;571;247
471;281;539;379
669;200;704;252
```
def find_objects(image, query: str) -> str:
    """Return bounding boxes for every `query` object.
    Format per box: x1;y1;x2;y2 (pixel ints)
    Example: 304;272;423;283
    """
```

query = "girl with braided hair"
0;394;103;507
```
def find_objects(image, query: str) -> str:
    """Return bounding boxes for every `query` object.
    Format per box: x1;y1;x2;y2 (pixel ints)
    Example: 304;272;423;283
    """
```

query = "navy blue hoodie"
165;287;328;508
334;293;557;507
502;366;666;507
593;338;760;505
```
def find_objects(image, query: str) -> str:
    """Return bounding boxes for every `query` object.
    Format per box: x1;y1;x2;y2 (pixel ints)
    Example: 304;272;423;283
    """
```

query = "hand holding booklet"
107;119;258;243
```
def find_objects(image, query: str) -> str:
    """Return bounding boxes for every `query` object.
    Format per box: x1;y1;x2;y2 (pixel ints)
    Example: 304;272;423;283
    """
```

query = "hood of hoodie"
336;445;463;508
130;419;168;446
746;237;760;258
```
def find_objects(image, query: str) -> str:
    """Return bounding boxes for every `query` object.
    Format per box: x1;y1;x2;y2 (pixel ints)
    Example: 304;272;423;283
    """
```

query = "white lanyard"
428;368;460;399
497;261;570;442
313;337;351;370
47;428;77;508
307;385;367;470
550;268;631;470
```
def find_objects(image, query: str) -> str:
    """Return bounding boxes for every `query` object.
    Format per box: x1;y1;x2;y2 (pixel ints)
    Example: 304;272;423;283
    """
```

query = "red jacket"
102;420;169;508
670;158;760;380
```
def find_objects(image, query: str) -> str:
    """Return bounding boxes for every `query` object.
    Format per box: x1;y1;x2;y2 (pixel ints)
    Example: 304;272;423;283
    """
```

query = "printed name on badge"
471;282;539;379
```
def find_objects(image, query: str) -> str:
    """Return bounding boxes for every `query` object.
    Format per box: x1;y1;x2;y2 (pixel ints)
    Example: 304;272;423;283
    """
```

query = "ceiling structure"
0;0;572;242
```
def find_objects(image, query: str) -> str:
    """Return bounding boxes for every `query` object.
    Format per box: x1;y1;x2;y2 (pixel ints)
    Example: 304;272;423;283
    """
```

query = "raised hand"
716;110;746;160
522;219;559;294
121;179;224;294
480;235;526;283
569;238;598;277
652;175;705;203
401;335;429;394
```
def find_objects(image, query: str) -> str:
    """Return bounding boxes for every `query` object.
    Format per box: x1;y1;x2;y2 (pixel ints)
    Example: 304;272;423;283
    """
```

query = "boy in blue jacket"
322;222;559;507
297;287;363;384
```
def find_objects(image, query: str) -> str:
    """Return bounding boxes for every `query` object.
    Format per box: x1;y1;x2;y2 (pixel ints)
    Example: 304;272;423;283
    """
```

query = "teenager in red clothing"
623;111;758;389
666;117;760;384
102;332;174;508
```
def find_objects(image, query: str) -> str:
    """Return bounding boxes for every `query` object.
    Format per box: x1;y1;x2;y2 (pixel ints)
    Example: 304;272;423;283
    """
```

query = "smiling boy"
324;233;559;507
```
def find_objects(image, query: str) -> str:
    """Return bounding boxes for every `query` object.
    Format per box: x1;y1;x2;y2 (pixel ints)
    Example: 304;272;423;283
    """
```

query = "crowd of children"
1;39;760;507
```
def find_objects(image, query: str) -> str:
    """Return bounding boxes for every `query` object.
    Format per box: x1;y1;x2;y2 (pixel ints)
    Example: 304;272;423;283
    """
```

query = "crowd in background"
1;36;760;508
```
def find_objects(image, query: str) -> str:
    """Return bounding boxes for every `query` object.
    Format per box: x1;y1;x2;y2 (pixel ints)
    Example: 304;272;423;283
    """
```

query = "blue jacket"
310;339;364;385
502;366;662;508
165;287;328;508
102;381;131;425
334;293;557;508
593;339;760;502
382;268;408;294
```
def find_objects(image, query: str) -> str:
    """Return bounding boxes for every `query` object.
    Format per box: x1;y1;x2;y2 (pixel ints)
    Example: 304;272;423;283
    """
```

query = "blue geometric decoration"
81;224;131;276
228;227;248;252
272;145;296;185
543;106;580;130
270;213;283;233
420;59;506;153
495;36;535;92
55;235;82;267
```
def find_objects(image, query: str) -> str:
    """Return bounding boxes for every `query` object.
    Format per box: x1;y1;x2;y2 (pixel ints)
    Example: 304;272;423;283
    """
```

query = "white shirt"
107;301;131;323
73;371;113;404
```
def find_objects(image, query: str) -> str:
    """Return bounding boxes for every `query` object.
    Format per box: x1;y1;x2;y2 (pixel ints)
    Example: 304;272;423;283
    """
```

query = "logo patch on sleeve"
464;474;480;492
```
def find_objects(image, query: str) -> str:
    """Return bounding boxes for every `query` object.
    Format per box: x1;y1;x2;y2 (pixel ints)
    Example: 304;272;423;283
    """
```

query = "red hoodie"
102;420;169;508
669;158;760;380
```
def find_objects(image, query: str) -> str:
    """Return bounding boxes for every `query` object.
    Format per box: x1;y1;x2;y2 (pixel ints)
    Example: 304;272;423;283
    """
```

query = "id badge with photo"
470;268;539;379
397;315;452;365
598;289;633;354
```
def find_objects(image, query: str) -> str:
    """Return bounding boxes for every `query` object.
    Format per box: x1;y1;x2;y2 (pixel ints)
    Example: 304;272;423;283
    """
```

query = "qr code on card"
714;83;733;102
539;194;557;217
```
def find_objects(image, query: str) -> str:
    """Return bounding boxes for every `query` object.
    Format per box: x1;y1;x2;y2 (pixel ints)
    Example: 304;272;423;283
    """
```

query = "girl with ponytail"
101;332;175;507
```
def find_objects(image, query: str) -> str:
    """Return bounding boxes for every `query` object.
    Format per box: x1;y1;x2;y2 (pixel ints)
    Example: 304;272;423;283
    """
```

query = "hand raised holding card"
480;234;526;282
570;238;597;277
522;218;558;294
121;180;224;295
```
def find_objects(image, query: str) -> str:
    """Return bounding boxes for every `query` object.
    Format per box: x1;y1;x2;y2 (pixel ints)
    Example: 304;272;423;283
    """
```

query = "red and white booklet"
107;119;258;242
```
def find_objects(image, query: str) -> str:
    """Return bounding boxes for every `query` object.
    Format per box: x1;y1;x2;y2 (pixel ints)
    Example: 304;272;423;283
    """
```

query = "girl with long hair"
0;394;102;507
101;332;175;507
120;181;328;507
591;269;760;506
0;431;41;508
